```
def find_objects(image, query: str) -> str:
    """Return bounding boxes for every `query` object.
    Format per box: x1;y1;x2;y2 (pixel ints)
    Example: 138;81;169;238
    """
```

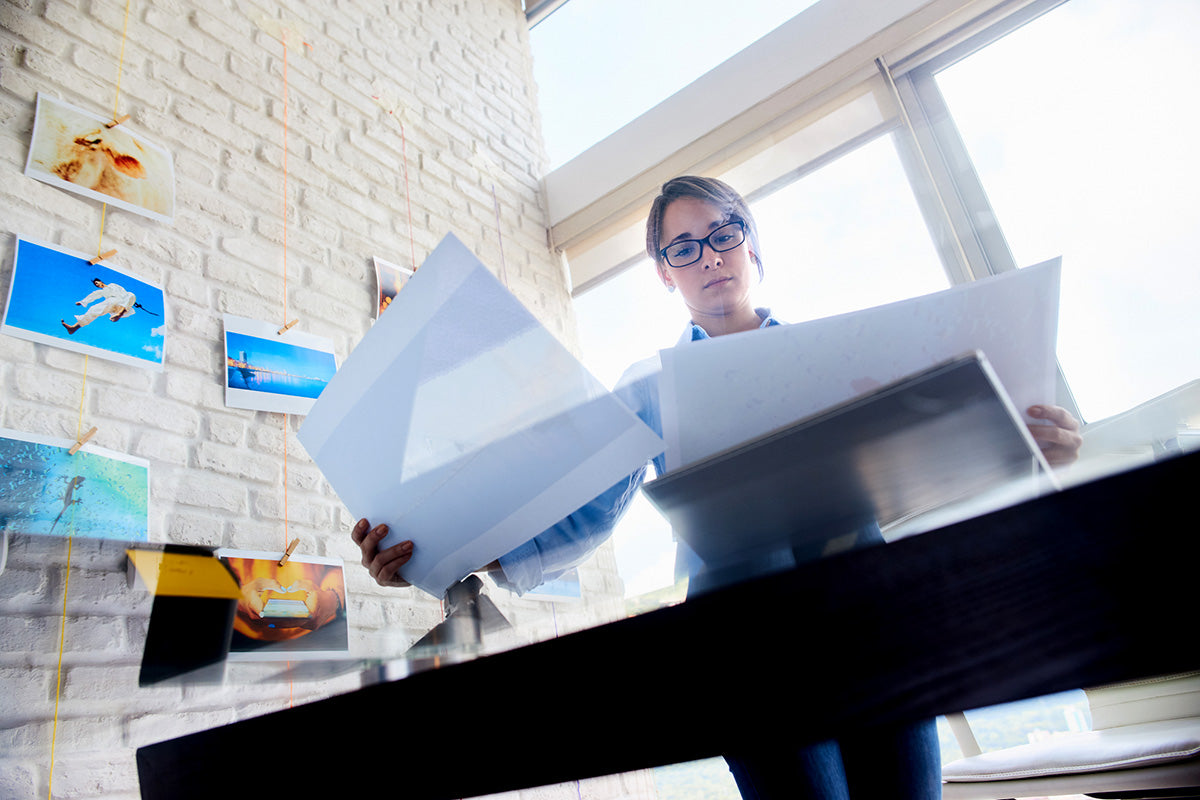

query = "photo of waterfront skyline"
223;314;337;415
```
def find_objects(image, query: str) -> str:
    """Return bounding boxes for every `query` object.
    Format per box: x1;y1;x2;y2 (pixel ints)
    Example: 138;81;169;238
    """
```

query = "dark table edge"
137;450;1200;799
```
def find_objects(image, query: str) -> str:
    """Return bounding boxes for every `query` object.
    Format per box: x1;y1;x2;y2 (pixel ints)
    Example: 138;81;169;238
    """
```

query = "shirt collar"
680;308;780;344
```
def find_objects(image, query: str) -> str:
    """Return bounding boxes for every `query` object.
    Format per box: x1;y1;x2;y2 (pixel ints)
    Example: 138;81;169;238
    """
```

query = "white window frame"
543;0;1081;412
542;0;1045;293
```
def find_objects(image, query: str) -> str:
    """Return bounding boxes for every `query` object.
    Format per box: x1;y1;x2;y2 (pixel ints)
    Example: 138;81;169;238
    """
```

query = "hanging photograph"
223;314;338;415
373;255;414;319
0;427;150;542
2;237;167;370
24;92;175;223
215;549;350;661
522;567;582;602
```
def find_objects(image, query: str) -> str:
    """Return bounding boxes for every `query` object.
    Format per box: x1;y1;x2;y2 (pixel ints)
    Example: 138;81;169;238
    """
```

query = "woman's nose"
700;243;722;269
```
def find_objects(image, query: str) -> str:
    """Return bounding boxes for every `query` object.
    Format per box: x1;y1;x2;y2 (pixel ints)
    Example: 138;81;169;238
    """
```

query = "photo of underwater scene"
0;428;149;541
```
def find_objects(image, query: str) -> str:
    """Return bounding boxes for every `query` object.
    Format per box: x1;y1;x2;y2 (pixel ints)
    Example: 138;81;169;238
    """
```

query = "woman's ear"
657;263;675;292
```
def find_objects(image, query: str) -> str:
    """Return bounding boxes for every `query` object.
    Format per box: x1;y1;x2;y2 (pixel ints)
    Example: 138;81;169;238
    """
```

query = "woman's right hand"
350;518;414;588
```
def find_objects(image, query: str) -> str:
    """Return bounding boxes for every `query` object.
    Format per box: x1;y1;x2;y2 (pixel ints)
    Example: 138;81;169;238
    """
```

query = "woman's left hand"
1026;405;1083;467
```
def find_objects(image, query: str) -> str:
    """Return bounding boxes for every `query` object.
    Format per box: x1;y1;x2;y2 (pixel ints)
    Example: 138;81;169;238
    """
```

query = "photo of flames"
218;550;349;660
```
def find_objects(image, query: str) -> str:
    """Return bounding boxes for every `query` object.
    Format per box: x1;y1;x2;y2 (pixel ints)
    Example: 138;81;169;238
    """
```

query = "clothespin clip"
106;114;130;129
277;319;299;335
89;249;118;265
69;426;98;455
278;539;300;566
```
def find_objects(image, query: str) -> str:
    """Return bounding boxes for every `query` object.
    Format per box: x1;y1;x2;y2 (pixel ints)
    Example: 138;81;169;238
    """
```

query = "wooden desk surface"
137;450;1200;799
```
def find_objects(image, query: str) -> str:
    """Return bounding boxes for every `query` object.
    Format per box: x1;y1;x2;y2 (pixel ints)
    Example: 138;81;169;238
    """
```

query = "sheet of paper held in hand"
659;257;1062;471
298;234;663;597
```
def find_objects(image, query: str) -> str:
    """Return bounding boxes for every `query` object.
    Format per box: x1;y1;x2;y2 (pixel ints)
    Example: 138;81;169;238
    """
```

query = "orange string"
280;28;294;710
282;30;289;327
51;0;131;789
48;532;74;800
111;0;130;122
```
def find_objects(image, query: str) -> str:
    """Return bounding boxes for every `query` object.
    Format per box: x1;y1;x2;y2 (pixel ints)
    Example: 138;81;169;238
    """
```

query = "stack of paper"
298;234;663;597
660;258;1062;471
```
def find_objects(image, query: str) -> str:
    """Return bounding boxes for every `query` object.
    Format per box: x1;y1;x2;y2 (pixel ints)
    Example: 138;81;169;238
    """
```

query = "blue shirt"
494;309;880;595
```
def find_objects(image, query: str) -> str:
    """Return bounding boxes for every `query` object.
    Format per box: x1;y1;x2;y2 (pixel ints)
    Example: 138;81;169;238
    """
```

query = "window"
911;0;1200;422
530;0;815;168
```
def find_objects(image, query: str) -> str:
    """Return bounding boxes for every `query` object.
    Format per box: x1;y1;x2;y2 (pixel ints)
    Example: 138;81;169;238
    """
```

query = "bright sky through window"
530;0;814;168
934;0;1200;422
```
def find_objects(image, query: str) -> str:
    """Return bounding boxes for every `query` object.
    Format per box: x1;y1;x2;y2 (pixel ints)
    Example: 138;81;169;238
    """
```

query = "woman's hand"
1026;405;1083;467
350;518;414;588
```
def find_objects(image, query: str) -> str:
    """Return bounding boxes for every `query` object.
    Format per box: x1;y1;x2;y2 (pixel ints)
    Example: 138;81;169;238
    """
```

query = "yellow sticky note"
126;550;243;599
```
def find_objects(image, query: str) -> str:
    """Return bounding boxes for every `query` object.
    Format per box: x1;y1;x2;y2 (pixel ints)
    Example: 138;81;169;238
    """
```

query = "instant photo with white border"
222;314;338;415
2;236;168;371
24;92;175;224
373;255;414;320
0;426;151;542
215;548;350;661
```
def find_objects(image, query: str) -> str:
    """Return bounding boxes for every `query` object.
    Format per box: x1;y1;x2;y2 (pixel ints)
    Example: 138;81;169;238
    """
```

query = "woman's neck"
691;305;763;338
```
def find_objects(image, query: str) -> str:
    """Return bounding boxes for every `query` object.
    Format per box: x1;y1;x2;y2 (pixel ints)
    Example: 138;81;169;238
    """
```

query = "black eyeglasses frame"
658;219;747;269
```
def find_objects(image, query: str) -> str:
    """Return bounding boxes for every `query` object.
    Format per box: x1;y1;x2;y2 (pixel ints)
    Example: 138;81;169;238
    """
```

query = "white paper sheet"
660;258;1061;471
298;233;663;597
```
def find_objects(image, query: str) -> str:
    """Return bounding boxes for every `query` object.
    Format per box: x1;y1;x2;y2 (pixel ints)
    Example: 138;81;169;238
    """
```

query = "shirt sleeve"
493;463;648;594
492;357;663;595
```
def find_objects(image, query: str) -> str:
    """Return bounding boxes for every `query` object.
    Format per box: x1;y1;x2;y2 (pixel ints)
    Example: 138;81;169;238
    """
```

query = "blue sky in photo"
3;238;165;365
225;330;337;381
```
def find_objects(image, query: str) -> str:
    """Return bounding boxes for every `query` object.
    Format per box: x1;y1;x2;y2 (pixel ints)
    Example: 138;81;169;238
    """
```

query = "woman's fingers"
370;540;415;587
351;518;414;586
1027;405;1083;466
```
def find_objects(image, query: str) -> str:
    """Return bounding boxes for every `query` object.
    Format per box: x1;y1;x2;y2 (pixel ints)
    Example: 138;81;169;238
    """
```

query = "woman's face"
657;196;758;322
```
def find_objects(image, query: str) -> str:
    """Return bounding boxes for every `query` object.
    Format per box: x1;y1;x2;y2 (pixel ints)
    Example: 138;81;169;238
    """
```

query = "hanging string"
281;29;291;557
278;23;299;711
47;516;75;800
96;207;107;254
111;0;131;122
370;87;419;274
281;29;289;329
50;0;131;793
471;146;507;286
401;123;416;272
490;181;507;286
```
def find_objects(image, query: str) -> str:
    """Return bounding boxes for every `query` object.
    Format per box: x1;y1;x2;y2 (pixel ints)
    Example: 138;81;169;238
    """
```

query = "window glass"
530;0;815;168
933;0;1200;421
752;134;949;324
963;689;1091;754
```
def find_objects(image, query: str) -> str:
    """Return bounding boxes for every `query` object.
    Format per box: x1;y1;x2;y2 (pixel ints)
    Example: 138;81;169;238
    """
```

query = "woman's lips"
703;276;732;289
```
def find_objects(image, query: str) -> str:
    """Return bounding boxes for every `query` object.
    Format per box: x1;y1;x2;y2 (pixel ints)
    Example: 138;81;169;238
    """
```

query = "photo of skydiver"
60;278;155;334
2;237;167;370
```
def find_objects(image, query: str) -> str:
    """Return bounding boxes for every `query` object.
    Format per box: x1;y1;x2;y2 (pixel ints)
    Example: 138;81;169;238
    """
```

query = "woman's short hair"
644;175;763;279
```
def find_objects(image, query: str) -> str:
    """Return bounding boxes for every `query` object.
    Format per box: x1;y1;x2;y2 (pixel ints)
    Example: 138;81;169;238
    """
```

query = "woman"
352;176;1083;798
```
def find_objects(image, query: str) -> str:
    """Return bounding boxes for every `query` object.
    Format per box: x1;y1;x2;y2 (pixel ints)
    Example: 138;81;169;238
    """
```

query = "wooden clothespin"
69;426;98;455
277;319;299;335
89;249;118;265
106;114;130;128
278;538;300;566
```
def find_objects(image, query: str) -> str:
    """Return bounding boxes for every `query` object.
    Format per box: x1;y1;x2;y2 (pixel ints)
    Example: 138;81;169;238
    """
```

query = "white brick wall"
0;1;646;797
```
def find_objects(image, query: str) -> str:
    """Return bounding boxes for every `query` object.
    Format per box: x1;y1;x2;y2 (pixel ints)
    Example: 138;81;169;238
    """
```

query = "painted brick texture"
0;1;642;797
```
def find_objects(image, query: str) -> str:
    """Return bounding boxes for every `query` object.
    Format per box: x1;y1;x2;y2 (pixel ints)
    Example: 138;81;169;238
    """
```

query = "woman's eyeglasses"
659;220;746;268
